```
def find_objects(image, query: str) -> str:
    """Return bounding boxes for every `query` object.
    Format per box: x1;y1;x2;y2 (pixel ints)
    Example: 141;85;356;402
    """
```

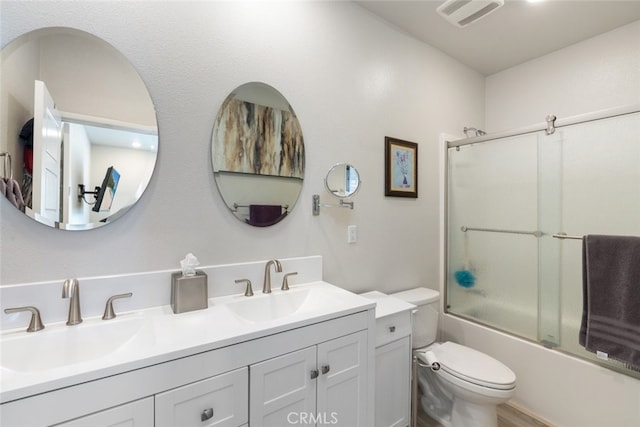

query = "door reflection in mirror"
1;28;158;230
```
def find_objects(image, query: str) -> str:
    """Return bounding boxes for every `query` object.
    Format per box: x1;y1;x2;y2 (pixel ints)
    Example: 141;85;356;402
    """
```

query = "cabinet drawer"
155;367;248;427
375;311;411;347
56;397;154;427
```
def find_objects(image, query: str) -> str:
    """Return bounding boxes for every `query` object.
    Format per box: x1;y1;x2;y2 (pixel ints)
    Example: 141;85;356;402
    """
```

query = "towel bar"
232;203;289;212
460;226;542;237
552;233;583;240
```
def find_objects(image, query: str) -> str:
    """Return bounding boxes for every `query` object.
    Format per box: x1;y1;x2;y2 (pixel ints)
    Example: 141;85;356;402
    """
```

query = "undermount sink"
0;315;145;372
224;287;313;322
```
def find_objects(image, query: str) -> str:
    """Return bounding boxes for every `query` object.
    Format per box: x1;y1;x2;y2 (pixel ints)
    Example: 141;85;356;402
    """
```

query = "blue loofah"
454;270;476;288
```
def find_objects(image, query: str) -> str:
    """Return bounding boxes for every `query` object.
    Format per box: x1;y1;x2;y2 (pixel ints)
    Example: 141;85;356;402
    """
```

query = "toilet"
391;287;516;427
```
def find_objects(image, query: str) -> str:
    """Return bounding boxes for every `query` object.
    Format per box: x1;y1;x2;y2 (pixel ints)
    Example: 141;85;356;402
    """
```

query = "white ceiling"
84;124;158;152
356;0;640;75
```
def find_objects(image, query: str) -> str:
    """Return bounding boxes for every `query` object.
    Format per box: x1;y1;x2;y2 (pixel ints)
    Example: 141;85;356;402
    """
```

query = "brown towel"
580;235;640;368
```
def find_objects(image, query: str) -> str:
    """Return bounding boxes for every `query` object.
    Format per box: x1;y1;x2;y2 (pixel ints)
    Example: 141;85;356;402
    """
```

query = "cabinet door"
155;367;248;427
249;346;317;427
375;336;411;427
55;397;153;427
317;330;368;427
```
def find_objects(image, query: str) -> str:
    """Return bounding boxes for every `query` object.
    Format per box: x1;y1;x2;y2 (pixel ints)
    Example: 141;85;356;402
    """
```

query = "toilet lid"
431;342;516;390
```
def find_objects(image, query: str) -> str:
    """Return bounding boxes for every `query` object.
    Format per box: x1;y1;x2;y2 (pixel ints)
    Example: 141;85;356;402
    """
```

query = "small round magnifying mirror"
325;163;361;199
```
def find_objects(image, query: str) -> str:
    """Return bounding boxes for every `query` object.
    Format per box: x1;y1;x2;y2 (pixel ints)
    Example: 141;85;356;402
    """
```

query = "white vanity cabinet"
1;307;373;427
360;291;414;427
249;330;367;427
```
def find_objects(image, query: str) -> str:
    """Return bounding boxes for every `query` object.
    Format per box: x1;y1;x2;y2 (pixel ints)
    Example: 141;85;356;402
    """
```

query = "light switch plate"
348;225;357;243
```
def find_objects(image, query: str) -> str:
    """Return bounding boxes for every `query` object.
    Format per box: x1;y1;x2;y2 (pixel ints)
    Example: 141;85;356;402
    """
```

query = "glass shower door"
447;110;640;375
555;111;640;364
537;129;562;348
447;133;540;341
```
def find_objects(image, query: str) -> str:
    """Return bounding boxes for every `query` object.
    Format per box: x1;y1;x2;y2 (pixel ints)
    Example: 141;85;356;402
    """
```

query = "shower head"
463;127;486;138
437;0;505;28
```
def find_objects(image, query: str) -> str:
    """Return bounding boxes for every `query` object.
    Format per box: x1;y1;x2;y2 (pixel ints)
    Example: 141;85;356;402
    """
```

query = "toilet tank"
391;287;440;348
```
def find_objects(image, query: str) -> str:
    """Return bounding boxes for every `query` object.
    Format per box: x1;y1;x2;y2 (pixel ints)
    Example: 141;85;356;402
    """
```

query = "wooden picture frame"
385;136;418;198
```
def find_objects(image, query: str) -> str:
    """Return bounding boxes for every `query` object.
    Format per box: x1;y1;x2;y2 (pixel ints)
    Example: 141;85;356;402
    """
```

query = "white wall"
0;2;484;293
442;20;640;427
89;144;156;221
485;20;640;132
0;31;39;187
40;32;156;127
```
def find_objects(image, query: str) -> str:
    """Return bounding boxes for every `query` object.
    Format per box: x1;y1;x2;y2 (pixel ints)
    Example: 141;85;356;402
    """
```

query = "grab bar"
461;226;543;237
552;233;583;240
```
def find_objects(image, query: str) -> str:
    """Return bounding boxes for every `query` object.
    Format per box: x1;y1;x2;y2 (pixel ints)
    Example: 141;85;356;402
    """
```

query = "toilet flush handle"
423;350;441;371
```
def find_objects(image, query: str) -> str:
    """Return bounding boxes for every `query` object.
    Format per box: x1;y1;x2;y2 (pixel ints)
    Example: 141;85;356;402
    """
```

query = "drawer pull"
310;369;319;379
201;408;214;421
389;325;396;333
321;365;330;375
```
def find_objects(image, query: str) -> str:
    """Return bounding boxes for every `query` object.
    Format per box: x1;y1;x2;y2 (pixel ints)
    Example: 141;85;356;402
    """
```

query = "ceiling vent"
437;0;505;28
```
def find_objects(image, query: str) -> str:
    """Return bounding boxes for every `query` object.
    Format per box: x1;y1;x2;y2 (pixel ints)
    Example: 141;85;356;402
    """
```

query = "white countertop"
1;281;375;403
359;290;415;318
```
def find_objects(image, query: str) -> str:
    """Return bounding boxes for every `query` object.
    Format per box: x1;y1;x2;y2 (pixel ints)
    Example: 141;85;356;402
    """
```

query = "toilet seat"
419;342;516;390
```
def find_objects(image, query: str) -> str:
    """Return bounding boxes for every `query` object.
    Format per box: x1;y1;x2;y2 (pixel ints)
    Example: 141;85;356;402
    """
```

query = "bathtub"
440;310;640;427
449;299;538;342
450;298;638;372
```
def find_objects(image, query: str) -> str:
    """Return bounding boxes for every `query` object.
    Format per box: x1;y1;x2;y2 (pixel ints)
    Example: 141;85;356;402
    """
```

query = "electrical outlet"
347;225;357;243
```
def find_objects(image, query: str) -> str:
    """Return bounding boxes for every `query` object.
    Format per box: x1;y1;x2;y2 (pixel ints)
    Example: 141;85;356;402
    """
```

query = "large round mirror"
325;163;361;199
211;82;305;227
1;27;158;230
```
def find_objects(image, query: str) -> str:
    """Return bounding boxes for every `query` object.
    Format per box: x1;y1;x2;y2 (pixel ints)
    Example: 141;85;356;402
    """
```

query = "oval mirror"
325;163;361;199
211;82;305;227
1;27;158;230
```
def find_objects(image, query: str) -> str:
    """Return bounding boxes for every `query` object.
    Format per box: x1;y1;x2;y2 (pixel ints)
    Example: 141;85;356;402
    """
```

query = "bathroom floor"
417;403;552;427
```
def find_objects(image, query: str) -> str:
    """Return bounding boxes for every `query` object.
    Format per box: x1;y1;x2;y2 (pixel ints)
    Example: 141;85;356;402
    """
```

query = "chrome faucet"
263;259;282;294
62;278;82;325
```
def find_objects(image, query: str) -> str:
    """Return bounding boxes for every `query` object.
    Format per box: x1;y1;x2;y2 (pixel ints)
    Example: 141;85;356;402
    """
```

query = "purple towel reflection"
247;204;286;227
